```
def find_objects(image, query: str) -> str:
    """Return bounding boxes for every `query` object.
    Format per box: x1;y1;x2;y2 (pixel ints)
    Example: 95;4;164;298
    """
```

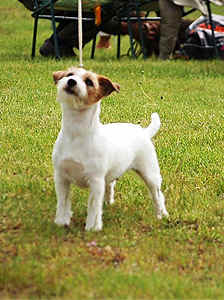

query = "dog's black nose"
67;78;77;88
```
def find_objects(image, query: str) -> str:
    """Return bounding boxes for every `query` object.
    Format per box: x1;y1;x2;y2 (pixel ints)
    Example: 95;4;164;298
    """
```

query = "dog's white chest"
60;159;88;188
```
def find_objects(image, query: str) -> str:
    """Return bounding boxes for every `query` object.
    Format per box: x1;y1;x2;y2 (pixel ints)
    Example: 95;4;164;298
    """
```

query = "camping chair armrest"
32;0;58;16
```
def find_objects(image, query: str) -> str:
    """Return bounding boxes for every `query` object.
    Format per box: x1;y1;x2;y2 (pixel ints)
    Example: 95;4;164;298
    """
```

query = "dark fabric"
18;0;35;10
17;0;116;47
48;3;117;48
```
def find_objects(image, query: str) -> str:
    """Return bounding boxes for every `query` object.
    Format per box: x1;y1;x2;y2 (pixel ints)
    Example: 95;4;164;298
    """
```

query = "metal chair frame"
31;0;96;59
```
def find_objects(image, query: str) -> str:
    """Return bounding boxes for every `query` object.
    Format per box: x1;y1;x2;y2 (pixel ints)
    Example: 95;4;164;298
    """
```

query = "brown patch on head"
83;72;97;88
84;74;120;105
53;71;67;84
96;75;120;101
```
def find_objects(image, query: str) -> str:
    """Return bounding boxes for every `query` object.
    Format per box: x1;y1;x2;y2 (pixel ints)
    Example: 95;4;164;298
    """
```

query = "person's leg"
40;19;78;57
159;0;182;60
40;19;99;57
39;4;115;57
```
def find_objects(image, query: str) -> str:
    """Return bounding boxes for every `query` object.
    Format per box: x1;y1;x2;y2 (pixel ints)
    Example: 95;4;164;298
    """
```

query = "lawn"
0;1;224;299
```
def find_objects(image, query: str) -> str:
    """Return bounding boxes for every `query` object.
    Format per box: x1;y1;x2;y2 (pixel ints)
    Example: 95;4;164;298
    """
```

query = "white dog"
52;67;168;231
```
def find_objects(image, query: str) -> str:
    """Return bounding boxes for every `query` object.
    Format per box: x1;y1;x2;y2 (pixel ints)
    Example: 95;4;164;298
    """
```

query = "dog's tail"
145;113;161;139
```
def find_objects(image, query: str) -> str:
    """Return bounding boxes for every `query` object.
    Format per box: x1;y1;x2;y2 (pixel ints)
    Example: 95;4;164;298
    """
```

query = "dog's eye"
66;73;74;77
85;78;94;87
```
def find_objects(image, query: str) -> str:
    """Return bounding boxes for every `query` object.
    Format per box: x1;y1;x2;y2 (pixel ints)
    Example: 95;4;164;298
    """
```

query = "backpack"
180;14;224;59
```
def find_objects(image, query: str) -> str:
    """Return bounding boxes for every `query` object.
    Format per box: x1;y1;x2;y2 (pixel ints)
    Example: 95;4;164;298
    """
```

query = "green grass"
0;1;224;299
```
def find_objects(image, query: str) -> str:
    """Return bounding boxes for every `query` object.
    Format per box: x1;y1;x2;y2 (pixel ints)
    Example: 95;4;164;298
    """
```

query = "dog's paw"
156;210;169;220
109;197;115;205
85;221;103;231
55;216;71;226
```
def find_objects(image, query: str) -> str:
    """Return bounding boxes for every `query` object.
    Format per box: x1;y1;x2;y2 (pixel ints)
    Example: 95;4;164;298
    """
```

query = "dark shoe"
39;39;55;56
39;39;76;57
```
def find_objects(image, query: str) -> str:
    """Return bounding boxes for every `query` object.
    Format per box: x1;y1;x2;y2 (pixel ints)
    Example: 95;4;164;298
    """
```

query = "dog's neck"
61;101;101;137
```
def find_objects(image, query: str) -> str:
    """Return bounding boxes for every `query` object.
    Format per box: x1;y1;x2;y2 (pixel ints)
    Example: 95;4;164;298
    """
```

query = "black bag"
180;14;224;59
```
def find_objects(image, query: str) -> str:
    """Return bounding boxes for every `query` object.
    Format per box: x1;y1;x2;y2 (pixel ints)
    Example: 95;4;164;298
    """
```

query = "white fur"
52;67;168;231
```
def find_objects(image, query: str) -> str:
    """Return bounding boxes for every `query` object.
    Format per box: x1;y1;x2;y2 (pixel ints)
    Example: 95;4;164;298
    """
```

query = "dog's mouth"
64;86;75;95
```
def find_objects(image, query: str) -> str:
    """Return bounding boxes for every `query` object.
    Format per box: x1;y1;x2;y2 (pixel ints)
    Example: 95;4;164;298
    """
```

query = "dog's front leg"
85;177;105;231
54;172;72;226
105;180;116;205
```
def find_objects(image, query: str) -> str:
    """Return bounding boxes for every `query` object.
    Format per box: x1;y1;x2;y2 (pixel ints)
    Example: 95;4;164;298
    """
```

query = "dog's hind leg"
135;155;168;219
141;170;168;219
85;177;105;231
105;180;116;205
54;172;72;226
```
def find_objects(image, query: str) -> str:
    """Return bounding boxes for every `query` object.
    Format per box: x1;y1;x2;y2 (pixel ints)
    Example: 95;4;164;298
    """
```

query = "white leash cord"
78;0;83;67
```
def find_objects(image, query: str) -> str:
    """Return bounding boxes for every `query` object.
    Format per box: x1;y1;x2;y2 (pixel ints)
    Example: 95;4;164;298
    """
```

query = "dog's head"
53;67;120;110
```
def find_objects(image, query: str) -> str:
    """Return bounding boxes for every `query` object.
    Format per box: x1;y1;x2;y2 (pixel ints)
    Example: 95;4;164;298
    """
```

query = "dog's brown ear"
98;76;120;98
53;71;66;84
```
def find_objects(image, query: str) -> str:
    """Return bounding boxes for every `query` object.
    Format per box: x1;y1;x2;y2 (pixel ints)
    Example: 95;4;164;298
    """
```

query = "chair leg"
117;21;122;59
127;18;136;58
117;33;121;59
50;0;60;59
91;34;97;59
205;0;219;58
31;16;39;59
136;6;147;59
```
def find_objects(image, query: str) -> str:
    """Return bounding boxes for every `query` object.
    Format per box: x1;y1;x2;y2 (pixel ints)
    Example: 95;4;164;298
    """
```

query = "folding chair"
113;0;218;59
31;0;102;59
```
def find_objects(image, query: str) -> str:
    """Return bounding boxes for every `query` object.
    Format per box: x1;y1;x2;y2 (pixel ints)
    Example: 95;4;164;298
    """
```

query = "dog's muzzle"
65;78;77;94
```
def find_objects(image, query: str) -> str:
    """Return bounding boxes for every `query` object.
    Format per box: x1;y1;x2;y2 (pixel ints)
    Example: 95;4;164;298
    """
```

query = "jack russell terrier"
52;67;168;231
